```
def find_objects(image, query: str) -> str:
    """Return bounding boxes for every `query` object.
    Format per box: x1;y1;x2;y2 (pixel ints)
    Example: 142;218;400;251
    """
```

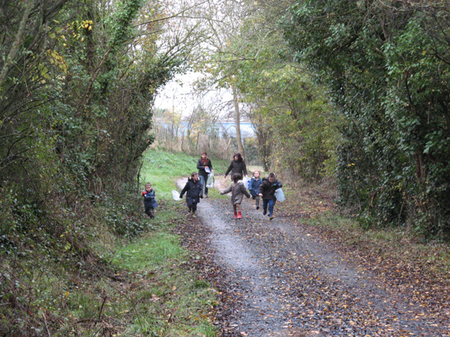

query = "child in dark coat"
248;170;263;210
220;173;250;219
180;172;203;217
142;182;157;218
258;173;282;220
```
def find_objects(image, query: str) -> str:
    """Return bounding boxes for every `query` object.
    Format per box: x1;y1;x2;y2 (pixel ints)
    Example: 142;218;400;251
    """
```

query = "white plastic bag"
242;176;250;188
274;188;285;202
206;173;214;188
172;190;182;201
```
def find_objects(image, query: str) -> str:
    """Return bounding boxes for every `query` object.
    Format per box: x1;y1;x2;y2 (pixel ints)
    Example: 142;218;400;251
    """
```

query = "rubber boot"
237;211;242;219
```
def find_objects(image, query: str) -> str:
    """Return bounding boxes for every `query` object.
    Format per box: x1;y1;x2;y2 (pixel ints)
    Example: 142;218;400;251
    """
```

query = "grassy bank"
0;148;230;336
140;148;232;197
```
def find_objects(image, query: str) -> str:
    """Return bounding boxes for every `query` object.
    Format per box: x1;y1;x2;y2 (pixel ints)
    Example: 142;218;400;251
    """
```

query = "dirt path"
176;178;449;336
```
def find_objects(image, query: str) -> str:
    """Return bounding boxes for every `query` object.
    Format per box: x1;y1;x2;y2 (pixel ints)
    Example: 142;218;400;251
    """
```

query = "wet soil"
176;178;450;337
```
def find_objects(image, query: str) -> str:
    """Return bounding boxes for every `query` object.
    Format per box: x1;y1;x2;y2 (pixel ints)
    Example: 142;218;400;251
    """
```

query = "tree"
0;0;202;332
187;0;255;159
207;0;341;180
283;0;450;236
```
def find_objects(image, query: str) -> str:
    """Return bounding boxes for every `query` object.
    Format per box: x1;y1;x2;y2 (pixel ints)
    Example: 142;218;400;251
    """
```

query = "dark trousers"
252;195;260;207
187;197;198;213
199;174;209;195
145;206;154;218
262;198;275;216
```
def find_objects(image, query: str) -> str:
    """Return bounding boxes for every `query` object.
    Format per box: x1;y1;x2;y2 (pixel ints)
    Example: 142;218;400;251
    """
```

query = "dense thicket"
0;0;177;247
0;0;181;334
283;0;450;236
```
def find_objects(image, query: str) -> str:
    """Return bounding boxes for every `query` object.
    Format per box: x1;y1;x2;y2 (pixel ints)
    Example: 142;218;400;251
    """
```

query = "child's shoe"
263;209;267;215
237;211;242;219
192;211;196;218
269;215;275;220
234;213;238;219
256;206;259;210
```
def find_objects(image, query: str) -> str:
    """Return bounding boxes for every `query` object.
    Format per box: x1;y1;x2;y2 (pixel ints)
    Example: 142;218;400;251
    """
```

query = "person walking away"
197;151;213;198
224;153;248;180
180;172;203;217
220;173;250;219
258;173;283;220
142;182;157;218
249;170;263;210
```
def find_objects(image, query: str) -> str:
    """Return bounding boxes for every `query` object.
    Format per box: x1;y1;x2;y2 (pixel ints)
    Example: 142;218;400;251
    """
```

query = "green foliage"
218;1;341;181
0;150;219;336
108;0;144;51
0;0;216;335
283;0;450;237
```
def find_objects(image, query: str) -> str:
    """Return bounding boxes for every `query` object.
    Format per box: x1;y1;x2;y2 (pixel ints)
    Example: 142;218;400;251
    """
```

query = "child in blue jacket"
248;170;262;210
142;182;157;218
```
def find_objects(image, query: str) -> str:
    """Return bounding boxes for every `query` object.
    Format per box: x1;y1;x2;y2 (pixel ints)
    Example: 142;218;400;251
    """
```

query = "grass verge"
140;148;231;199
0;148;227;336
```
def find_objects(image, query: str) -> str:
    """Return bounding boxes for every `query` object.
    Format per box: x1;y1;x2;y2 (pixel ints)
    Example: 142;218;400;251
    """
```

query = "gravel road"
177;179;449;337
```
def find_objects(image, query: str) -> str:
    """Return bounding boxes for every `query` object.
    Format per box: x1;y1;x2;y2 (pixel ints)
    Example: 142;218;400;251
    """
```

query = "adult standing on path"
224;153;247;180
197;151;213;198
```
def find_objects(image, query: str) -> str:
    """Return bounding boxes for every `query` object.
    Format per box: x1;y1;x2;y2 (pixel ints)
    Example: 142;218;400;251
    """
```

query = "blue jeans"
262;198;275;216
199;174;208;195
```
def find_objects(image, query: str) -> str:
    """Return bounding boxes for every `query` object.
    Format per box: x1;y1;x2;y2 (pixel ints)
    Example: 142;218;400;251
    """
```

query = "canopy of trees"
188;0;341;177
1;0;190;333
1;0;186;241
282;0;450;236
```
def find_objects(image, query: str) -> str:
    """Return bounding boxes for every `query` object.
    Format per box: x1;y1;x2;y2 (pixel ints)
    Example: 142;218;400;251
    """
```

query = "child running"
248;170;263;210
220;173;250;219
142;182;157;218
258;173;283;220
179;172;203;217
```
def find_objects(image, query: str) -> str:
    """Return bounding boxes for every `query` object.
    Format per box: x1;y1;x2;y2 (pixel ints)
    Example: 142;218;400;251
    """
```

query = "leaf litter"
175;179;450;337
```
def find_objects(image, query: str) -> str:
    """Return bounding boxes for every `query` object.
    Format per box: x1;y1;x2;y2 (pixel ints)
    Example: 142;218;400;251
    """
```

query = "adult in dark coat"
197;151;213;197
224;153;247;180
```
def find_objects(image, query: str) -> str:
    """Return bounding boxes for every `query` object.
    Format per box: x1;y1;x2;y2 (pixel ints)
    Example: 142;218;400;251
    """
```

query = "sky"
153;72;234;118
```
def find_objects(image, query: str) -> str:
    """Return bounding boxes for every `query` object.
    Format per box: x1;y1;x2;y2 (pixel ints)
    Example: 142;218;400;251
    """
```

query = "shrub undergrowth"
0;148;224;336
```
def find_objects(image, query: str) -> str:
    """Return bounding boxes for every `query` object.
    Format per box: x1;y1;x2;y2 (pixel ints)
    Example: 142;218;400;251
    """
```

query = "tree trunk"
232;83;245;159
0;0;33;87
